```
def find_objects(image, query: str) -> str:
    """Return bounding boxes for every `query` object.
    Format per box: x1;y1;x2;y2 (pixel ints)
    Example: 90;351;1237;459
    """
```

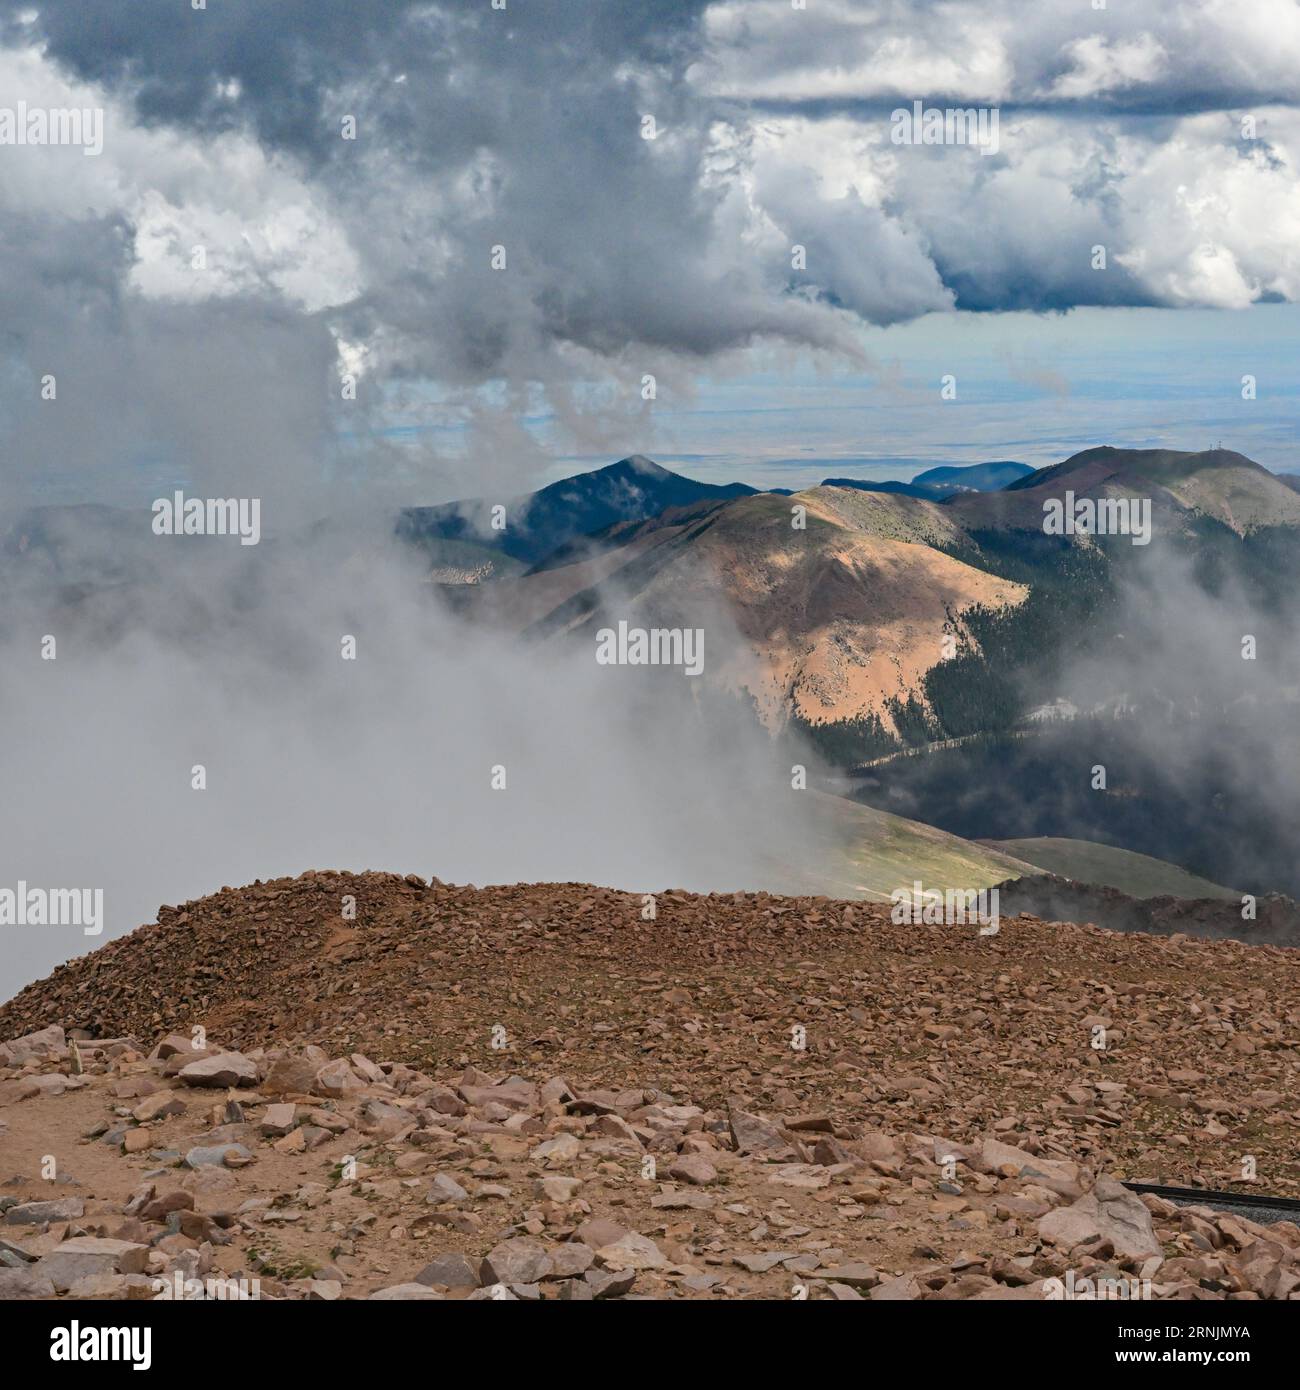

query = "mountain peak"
616;454;672;478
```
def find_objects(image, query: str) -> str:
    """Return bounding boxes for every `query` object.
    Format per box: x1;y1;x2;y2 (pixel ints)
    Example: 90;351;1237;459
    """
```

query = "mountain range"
6;443;1298;909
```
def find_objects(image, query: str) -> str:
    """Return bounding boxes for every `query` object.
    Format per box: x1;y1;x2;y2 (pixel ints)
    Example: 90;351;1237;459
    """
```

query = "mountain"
474;484;1025;731
398;456;756;567
798;790;1038;900
959;446;1300;535
819;478;939;500
820;461;1032;502
914;460;1033;492
986;837;1239;900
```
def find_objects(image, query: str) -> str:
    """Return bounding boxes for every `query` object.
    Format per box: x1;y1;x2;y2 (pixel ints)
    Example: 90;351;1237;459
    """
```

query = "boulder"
177;1052;259;1088
1037;1178;1161;1260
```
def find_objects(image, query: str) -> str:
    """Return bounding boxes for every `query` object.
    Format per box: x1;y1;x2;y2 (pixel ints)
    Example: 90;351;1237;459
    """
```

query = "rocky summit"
0;871;1298;1301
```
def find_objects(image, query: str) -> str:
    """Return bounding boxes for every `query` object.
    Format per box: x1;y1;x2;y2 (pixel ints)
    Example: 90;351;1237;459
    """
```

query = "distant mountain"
986;837;1239;900
398;456;756;566
820;478;939;500
1276;473;1300;495
913;460;1033;492
821;460;1032;502
955;446;1300;534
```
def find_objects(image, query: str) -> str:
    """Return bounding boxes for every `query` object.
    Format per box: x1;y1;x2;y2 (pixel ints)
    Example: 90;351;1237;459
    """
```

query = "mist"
855;531;1300;897
0;507;821;1000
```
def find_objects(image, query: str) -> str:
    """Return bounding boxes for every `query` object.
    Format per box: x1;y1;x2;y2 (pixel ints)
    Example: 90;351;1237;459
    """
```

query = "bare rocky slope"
1;872;1298;1301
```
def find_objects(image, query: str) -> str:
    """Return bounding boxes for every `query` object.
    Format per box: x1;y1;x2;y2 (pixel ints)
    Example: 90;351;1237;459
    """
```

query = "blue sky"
559;303;1300;491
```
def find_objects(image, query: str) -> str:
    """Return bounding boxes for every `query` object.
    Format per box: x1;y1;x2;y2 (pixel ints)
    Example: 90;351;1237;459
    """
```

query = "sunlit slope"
769;791;1039;901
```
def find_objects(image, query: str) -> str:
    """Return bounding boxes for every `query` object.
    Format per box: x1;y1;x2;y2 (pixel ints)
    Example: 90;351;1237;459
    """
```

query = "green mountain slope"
774;791;1038;901
986;837;1239;900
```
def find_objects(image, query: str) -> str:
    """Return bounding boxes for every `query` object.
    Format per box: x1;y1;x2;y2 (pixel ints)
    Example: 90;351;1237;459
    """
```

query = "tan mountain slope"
495;489;1025;729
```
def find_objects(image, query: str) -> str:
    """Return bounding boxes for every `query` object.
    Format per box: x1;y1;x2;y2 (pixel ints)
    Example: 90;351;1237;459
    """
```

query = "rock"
428;1173;469;1203
1037;1178;1161;1260
534;1175;582;1202
260;1103;298;1136
550;1244;595;1278
0;1267;57;1298
480;1237;554;1285
34;1238;149;1292
872;1274;922;1300
786;1114;834;1132
313;1058;364;1097
0;1078;40;1106
592;1114;639;1142
771;1164;831;1190
594;1231;666;1272
734;1252;786;1273
122;1128;154;1154
184;1143;254;1169
585;1267;637;1298
460;1080;537;1112
349;1053;385;1084
728;1102;795;1159
979;1138;1082;1198
812;1263;879;1288
667;1154;717;1185
651;1190;714;1210
0;1024;65;1066
68;1273;131;1298
4;1198;85;1225
574;1218;628;1249
369;1283;445;1300
531;1134;580;1166
132;1092;186;1123
540;1077;576;1106
177;1052;259;1088
262;1056;320;1096
415;1252;480;1289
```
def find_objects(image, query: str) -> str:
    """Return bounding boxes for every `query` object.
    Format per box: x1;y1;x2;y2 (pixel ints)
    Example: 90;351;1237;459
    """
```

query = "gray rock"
549;1243;595;1279
0;1267;57;1298
480;1237;554;1285
415;1252;480;1289
4;1197;85;1225
594;1231;666;1272
184;1142;254;1169
1037;1178;1161;1260
727;1103;795;1160
427;1173;469;1204
35;1238;149;1292
585;1267;637;1298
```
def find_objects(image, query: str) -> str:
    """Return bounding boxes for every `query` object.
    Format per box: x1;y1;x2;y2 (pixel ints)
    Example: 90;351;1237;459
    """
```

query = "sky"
1;0;1299;511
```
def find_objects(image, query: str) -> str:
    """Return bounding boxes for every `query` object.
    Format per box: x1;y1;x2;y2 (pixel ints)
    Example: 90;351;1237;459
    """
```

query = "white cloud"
1047;34;1167;100
0;45;361;313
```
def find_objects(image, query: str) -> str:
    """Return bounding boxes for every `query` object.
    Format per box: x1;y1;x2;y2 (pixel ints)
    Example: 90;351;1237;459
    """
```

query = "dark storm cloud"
0;0;1298;509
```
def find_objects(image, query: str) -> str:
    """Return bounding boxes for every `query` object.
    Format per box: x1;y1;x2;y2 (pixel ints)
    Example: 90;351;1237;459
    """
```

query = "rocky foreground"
0;871;1298;1301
